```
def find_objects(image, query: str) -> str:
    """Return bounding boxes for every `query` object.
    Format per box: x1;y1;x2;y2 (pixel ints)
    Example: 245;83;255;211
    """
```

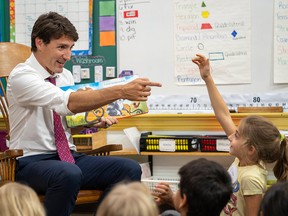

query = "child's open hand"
192;54;211;80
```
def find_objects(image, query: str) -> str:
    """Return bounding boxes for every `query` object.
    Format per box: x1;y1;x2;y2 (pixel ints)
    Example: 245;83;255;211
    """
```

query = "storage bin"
141;176;179;193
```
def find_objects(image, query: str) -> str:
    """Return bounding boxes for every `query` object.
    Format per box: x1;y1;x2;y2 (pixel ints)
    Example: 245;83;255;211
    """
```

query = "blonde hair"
0;182;46;216
96;182;159;216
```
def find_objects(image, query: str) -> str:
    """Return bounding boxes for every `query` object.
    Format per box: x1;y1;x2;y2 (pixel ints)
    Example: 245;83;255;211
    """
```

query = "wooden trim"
107;113;288;131
140;151;231;156
111;150;139;155
3;113;287;132
237;107;283;113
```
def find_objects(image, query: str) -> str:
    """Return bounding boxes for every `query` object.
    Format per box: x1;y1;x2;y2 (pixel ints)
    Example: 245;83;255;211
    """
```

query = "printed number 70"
190;97;198;103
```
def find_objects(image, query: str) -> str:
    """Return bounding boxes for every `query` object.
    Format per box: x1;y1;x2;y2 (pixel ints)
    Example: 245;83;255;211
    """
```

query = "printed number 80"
253;97;261;103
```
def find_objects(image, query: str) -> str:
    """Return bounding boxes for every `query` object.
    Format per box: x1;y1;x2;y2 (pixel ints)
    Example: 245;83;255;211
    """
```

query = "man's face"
35;36;75;75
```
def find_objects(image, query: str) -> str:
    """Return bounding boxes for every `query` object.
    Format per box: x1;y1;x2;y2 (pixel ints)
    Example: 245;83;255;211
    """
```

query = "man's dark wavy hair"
31;12;79;52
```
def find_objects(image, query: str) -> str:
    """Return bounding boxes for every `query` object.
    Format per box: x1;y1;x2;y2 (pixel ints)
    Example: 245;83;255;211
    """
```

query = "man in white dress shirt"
7;12;161;216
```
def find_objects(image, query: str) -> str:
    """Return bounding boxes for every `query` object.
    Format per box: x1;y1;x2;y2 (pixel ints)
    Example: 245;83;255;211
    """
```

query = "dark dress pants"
15;151;142;216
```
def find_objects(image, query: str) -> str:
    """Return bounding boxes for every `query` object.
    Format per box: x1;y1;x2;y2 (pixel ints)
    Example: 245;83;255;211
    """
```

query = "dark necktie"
47;77;75;163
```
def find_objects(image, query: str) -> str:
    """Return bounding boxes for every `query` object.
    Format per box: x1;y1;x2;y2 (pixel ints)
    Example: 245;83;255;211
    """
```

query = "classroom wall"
3;0;283;95
115;0;285;177
1;0;117;85
1;0;283;177
117;0;288;96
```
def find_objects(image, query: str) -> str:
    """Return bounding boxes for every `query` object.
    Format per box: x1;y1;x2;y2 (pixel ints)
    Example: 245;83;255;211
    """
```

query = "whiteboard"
117;0;288;97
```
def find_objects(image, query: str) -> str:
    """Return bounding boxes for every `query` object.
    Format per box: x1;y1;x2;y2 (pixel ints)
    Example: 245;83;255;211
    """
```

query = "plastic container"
141;176;179;192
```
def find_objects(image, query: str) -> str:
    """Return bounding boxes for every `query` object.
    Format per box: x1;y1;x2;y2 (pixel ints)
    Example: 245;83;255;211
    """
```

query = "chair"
0;42;123;206
0;149;23;186
0;145;122;205
0;42;32;138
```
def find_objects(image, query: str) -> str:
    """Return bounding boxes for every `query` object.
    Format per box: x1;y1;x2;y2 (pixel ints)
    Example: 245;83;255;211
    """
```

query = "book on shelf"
61;75;149;128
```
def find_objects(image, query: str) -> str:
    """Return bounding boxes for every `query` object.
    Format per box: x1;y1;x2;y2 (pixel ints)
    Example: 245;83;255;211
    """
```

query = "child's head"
235;115;288;180
0;182;46;216
238;115;281;163
96;182;159;216
176;158;232;216
258;181;288;216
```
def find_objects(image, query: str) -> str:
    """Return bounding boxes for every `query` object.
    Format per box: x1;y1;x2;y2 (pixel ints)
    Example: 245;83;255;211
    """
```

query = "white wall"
117;0;287;96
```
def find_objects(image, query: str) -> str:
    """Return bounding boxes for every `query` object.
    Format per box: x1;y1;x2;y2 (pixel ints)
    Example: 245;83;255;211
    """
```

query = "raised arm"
192;54;236;136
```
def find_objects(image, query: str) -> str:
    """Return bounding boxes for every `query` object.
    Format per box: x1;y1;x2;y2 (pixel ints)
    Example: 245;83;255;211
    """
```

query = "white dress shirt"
7;53;77;156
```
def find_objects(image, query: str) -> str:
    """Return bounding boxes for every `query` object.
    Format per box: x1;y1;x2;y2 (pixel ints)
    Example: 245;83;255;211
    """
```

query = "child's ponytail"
273;136;288;181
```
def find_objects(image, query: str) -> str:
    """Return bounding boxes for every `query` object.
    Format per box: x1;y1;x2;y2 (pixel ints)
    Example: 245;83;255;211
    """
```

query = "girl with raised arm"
192;54;288;216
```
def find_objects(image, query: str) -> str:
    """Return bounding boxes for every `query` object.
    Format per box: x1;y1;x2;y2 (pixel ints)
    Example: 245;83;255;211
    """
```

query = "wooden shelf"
111;150;139;155
140;151;231;156
107;113;288;131
110;151;232;157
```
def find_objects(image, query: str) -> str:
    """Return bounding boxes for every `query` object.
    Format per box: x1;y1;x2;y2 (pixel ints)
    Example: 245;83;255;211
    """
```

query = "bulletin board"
65;0;118;84
0;0;9;42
